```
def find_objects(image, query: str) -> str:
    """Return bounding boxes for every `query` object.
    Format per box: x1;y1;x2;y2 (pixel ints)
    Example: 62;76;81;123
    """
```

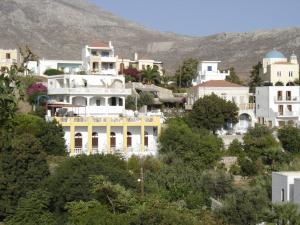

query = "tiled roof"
194;80;244;88
89;42;109;48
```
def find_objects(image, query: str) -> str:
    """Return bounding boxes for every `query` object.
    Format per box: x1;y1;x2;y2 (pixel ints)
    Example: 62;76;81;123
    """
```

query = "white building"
256;50;300;127
256;86;300;127
27;59;83;76
47;74;131;116
272;172;300;207
47;41;161;158
187;80;255;133
82;42;117;75
192;61;230;85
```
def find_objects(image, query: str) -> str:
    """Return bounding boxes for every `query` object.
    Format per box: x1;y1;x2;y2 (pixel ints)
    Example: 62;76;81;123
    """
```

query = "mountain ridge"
0;0;300;79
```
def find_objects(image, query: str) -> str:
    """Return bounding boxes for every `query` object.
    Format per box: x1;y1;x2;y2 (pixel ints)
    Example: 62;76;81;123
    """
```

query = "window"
287;105;292;112
120;63;125;74
119;98;123;106
96;99;101;106
257;104;260;109
278;105;284;115
92;132;98;148
281;189;285;202
92;62;99;70
289;71;293;77
111;97;117;106
6;53;10;59
286;91;291;101
144;132;149;147
277;91;282;100
207;66;212;71
101;51;109;57
277;71;282;77
91;50;98;56
127;132;132;147
75;133;82;148
110;132;116;148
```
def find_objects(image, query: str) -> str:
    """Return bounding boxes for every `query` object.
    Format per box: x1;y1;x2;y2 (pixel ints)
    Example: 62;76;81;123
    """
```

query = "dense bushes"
44;68;64;76
278;126;300;153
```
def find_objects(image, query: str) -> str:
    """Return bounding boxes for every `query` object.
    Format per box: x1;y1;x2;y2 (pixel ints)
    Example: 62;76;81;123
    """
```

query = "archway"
237;113;252;132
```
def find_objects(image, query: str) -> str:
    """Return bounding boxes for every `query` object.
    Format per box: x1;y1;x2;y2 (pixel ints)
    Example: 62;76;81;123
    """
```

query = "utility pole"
179;66;182;89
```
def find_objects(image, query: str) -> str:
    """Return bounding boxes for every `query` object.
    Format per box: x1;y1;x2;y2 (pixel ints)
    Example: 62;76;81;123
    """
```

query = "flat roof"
273;171;300;176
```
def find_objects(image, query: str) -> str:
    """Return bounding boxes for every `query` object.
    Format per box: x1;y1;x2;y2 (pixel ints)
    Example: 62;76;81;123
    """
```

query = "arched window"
127;132;132;147
110;132;116;148
144;131;149;147
92;132;98;148
286;82;295;86
75;133;82;148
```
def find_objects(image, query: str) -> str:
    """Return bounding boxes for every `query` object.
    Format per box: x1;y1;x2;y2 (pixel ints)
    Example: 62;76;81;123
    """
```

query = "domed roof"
265;50;286;59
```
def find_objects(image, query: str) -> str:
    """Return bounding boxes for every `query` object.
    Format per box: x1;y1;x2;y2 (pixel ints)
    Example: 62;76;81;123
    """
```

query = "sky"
91;0;300;36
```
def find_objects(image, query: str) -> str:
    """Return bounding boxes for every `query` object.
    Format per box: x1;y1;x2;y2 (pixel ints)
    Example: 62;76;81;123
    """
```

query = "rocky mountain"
1;0;300;79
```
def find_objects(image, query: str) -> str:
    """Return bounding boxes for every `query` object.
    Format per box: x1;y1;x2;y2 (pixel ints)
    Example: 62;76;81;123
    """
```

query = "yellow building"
117;53;163;75
55;116;161;157
0;49;20;70
261;50;299;86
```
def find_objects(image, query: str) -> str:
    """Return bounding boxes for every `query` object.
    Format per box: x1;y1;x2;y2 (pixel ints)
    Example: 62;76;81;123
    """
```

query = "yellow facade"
0;49;20;69
55;116;161;156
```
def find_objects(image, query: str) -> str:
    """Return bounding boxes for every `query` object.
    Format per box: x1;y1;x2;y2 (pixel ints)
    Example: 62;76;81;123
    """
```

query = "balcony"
239;103;255;110
55;116;161;125
0;59;17;64
48;87;131;95
276;111;299;118
274;96;300;103
89;55;117;63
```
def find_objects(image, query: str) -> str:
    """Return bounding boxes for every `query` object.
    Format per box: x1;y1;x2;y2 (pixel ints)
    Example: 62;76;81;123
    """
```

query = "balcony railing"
238;103;255;110
55;116;161;124
276;111;299;117
274;96;299;102
48;87;131;95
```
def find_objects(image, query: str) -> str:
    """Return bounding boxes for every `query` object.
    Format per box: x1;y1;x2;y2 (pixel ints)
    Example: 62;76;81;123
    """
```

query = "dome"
265;50;286;59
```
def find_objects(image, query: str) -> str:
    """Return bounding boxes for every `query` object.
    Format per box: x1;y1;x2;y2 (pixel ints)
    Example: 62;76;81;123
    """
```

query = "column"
123;126;127;153
70;125;75;156
88;125;93;155
106;125;111;153
140;125;145;153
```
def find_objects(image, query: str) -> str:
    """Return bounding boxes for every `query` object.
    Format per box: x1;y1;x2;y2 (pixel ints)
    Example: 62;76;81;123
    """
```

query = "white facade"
187;80;254;133
272;172;300;208
82;42;117;75
256;86;300;127
27;59;83;76
47;74;131;116
192;61;230;85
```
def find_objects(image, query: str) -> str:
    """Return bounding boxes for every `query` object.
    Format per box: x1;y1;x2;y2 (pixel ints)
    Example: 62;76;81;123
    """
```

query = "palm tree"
140;67;161;85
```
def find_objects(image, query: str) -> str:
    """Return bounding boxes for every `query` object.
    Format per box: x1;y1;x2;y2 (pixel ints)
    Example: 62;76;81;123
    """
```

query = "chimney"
134;52;138;61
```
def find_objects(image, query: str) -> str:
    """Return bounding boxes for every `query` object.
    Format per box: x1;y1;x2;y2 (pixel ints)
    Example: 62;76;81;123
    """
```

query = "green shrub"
44;69;64;76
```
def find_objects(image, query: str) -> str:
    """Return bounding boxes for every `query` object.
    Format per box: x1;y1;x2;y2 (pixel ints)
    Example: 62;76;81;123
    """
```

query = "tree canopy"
189;94;239;133
175;58;198;88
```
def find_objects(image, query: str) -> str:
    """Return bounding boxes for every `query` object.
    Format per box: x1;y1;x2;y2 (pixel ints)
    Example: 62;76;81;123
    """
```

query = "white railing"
74;148;83;155
274;96;299;102
48;87;131;95
276;111;299;117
